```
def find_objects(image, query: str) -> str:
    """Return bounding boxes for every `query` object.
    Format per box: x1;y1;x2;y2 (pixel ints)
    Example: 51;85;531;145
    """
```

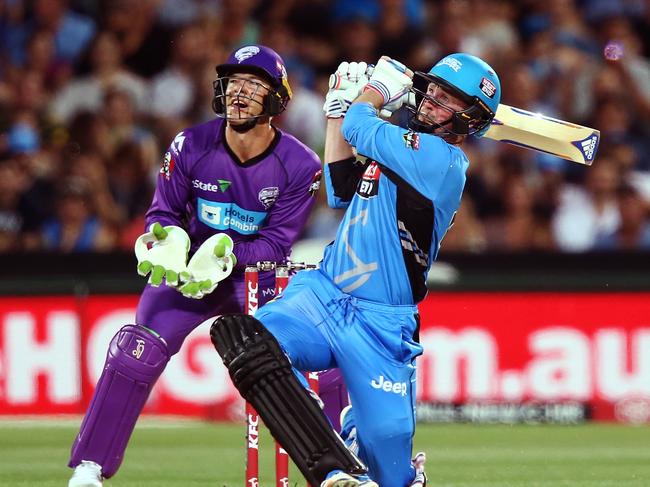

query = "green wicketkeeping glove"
178;233;236;299
134;222;190;287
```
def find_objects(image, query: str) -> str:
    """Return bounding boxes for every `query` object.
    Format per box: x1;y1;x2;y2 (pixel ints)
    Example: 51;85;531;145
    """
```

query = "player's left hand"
178;234;237;299
134;223;190;287
323;61;373;118
365;56;413;111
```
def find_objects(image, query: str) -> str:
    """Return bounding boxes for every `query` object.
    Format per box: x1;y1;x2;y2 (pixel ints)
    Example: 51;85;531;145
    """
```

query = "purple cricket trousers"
69;273;347;478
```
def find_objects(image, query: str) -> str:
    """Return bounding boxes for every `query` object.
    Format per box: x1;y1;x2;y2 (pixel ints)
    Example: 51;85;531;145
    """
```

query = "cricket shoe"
68;460;103;487
339;405;359;456
410;451;427;486
320;472;378;487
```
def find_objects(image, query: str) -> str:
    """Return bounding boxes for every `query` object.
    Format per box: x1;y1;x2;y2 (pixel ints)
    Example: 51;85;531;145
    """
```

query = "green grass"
0;418;649;486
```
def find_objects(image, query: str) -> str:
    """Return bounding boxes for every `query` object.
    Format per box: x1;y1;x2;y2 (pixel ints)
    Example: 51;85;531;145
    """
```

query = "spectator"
48;31;147;123
107;141;154;224
2;0;96;67
552;153;623;251
438;195;487;253
103;87;158;168
594;183;650;250
65;151;125;229
0;1;648;257
219;0;260;49
40;176;116;252
101;0;174;78
156;0;223;29
485;174;555;251
66;111;114;162
0;153;30;251
148;22;210;121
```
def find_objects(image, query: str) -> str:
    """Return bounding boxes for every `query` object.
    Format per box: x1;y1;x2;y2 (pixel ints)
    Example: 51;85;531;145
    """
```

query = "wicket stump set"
244;261;319;487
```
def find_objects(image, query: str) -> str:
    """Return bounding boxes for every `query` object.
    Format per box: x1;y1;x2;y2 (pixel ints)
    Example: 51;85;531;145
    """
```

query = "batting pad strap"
69;325;170;478
210;314;367;485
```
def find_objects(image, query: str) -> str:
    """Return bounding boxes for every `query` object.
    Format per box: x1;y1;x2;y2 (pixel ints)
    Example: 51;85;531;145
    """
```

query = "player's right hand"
365;56;413;111
323;61;373;118
178;233;236;299
134;222;190;287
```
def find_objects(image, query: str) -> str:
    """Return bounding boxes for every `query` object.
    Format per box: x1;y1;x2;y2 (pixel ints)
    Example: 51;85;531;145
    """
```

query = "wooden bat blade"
484;104;600;166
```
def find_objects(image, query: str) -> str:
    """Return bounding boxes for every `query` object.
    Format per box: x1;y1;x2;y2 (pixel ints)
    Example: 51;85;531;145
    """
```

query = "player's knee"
107;324;170;379
210;313;290;396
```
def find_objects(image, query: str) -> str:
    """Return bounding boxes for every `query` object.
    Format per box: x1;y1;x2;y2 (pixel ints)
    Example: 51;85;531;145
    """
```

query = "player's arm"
323;118;367;209
135;133;193;287
343;58;456;199
145;133;193;229
322;62;371;208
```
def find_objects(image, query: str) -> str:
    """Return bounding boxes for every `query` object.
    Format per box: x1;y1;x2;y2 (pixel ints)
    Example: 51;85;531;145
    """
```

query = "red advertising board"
1;293;649;423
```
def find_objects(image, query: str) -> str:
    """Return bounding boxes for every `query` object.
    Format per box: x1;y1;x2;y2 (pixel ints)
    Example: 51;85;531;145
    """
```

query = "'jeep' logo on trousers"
371;375;407;396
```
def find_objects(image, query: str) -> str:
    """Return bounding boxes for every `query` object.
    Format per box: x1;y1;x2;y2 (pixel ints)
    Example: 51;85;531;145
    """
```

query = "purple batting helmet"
212;45;293;118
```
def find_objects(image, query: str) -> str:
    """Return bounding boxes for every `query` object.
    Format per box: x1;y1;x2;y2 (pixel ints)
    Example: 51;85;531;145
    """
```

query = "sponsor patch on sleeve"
403;130;420;150
171;131;186;155
160;151;175;180
308;169;322;196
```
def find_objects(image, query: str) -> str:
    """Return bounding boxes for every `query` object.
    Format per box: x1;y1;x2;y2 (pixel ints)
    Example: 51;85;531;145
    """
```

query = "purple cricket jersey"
138;117;322;353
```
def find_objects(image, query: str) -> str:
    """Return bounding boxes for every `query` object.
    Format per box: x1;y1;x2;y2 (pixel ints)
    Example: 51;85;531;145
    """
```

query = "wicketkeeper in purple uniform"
68;45;334;487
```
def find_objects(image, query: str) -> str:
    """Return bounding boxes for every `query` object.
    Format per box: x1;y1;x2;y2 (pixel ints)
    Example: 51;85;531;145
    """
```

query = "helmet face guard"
212;45;292;121
407;72;494;137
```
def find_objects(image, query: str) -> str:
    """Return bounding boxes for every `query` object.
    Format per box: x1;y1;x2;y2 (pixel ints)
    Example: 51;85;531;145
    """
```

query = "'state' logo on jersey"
357;162;380;199
192;179;232;192
160;151;175;180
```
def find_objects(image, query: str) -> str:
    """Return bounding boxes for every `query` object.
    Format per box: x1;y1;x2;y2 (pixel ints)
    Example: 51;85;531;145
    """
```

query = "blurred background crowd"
1;0;649;255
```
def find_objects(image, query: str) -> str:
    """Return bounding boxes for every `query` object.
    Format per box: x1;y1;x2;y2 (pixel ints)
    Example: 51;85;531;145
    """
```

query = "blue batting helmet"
409;53;501;137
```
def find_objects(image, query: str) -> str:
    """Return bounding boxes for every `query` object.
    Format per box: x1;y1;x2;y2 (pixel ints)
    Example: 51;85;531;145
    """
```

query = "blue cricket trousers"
256;268;423;487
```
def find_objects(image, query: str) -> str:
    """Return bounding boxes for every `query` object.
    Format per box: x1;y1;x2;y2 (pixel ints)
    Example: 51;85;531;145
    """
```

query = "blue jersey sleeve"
324;163;350;209
323;157;369;209
341;103;461;201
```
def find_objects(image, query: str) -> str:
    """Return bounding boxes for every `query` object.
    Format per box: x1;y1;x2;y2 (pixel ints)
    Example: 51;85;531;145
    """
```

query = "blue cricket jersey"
321;102;469;305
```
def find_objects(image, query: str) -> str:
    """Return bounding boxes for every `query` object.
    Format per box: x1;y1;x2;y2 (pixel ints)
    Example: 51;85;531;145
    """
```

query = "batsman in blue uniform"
210;53;501;487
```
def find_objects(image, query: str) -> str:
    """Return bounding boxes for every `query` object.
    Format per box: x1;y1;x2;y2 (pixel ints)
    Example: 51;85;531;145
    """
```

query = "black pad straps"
210;314;367;485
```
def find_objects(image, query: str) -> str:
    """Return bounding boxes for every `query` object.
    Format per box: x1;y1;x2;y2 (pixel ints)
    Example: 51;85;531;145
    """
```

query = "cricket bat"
484;104;600;166
328;75;600;165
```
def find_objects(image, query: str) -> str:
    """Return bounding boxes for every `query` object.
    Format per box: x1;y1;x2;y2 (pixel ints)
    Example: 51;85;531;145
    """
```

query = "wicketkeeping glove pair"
134;223;236;299
323;56;414;119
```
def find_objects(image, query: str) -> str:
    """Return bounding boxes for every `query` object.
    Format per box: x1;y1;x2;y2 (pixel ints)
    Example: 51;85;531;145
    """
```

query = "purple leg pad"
69;325;170;478
318;368;349;432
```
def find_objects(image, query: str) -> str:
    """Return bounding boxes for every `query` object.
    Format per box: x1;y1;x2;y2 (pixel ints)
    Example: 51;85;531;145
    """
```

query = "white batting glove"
323;61;373;118
178;233;236;299
134;223;190;287
365;56;413;110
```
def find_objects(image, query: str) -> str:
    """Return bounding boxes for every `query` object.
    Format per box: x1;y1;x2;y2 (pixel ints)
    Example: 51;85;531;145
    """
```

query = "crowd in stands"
1;0;649;254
